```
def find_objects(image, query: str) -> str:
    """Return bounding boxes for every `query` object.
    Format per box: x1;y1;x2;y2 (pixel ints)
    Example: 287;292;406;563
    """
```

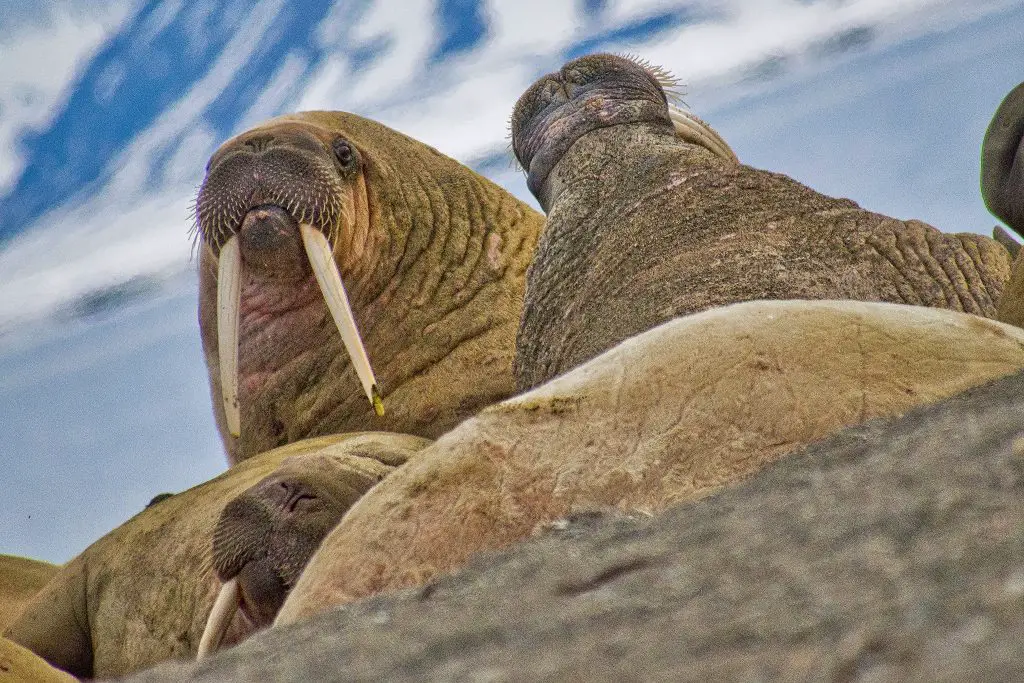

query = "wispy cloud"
0;0;1016;336
0;2;135;192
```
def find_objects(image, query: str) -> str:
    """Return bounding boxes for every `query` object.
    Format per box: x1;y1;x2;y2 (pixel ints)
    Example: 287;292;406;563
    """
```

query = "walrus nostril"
273;480;318;513
239;205;296;252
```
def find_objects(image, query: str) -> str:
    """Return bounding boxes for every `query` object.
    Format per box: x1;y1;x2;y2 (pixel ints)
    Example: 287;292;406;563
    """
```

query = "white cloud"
1;0;1018;333
0;2;135;193
0;189;195;332
103;0;287;198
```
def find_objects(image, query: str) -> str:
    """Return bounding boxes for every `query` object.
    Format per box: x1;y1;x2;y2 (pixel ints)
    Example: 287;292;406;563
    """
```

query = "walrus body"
275;300;1024;624
0;556;58;631
510;54;1013;390
4;433;428;679
0;638;75;683
196;112;543;463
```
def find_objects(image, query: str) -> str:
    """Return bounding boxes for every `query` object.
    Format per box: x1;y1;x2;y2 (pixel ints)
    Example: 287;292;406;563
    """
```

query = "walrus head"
195;112;543;462
197;452;384;657
982;80;1024;237
510;53;737;210
196;117;382;449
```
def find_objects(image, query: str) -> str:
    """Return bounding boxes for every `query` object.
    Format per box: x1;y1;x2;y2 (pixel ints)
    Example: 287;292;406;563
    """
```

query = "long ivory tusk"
299;223;384;416
668;105;739;165
217;237;242;438
197;578;240;660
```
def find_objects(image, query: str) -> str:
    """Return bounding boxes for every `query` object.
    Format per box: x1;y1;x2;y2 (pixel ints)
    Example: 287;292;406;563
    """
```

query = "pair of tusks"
217;223;385;438
668;105;739;165
197;578;239;659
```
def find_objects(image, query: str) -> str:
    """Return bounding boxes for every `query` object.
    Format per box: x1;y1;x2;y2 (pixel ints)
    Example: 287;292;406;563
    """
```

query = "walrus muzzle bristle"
217;236;242;438
197;577;240;659
299;224;383;416
668;105;739;165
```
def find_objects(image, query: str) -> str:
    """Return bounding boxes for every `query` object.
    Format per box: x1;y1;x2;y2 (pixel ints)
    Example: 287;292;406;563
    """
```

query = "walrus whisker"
197;578;240;659
668;105;738;164
299;224;385;417
217;236;242;438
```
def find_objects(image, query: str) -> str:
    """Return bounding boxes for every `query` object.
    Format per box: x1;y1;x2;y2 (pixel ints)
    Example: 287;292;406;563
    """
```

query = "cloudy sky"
1;0;1022;564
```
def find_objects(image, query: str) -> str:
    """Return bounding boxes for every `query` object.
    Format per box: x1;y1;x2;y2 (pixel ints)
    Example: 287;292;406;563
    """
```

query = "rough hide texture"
0;638;75;683
511;55;1012;390
273;300;1024;623
126;367;1024;683
4;433;428;680
196;112;543;463
0;556;58;631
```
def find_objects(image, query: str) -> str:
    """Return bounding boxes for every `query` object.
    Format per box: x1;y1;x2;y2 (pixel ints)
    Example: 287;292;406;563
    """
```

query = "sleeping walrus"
195;112;544;463
4;433;428;679
509;53;1015;389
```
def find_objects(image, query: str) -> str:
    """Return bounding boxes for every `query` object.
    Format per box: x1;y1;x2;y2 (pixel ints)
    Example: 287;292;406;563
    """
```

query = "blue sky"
1;0;1022;563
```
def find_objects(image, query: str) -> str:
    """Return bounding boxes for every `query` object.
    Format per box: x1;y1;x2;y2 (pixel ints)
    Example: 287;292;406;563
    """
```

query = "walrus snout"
238;205;309;278
199;453;393;657
513;53;737;209
512;54;674;208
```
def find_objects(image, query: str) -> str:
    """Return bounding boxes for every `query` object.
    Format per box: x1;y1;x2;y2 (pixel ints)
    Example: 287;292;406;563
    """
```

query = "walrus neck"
537;121;679;211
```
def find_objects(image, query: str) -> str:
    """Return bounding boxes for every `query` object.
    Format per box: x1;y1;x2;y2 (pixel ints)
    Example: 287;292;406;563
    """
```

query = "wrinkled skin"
4;433;428;680
510;53;1013;390
196;112;543;463
0;556;58;631
275;300;1024;624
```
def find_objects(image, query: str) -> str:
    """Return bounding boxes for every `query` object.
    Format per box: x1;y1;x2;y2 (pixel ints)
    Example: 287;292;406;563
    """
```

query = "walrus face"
198;453;383;656
511;53;737;210
196;119;382;458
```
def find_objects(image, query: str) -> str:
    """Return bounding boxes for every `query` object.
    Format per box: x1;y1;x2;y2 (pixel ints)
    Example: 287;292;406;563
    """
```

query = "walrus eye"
332;139;355;167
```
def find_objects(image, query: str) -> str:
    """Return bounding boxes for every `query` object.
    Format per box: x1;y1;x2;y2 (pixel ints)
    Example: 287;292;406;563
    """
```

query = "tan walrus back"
0;556;58;631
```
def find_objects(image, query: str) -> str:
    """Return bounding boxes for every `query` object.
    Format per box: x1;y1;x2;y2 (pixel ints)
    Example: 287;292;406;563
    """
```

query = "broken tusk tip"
372;386;385;416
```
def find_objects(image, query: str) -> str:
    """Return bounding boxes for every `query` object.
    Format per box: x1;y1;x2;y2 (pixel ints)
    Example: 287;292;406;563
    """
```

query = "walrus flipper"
982;81;1024;237
993;225;1021;259
3;556;92;679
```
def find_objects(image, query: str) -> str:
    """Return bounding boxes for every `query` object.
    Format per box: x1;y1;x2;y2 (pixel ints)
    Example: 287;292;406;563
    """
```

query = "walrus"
4;433;429;679
0;638;75;683
983;81;1024;239
0;555;58;631
195;112;543;463
273;300;1024;624
509;53;1014;390
121;366;1024;683
982;81;1024;328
